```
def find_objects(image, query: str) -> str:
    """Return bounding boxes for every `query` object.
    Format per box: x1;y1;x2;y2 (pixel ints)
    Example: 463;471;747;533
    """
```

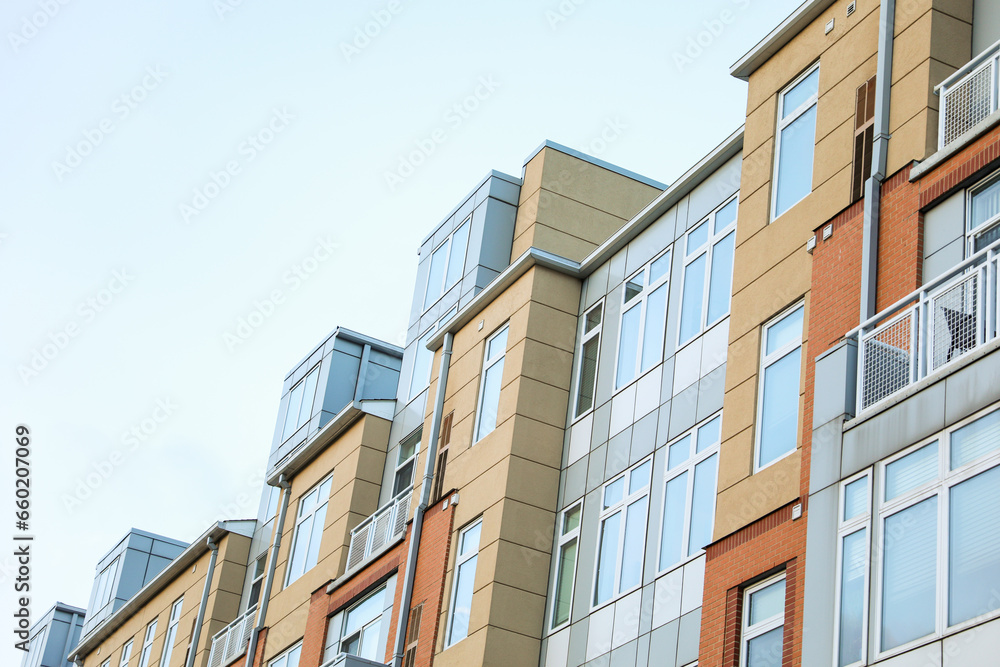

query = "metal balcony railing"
207;605;257;667
937;39;1000;149
346;488;411;571
850;240;1000;413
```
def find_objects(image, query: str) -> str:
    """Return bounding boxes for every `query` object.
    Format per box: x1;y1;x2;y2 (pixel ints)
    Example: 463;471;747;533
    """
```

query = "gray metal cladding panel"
150;537;185;560
322;351;362;415
802;483;838;667
477;199;517;272
127;532;153;552
488;174;521;206
331;335;363;359
118;549;149;599
145;554;173;583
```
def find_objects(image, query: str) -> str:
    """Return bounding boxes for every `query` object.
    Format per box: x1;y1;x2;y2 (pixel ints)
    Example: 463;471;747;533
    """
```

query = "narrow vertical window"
594;459;651;606
285;474;333;586
741;575;786;667
119;639;134;667
280;365;320;441
393;429;421;497
851;76;877;202
755;304;804;470
678;196;738;345
616;250;672;389
836;473;870;667
137;619;158;667
773;64;820;219
551;503;582;628
474;325;508;442
575;302;604;418
247;554;267;608
423;218;471;311
447;519;483;646
158;598;183;667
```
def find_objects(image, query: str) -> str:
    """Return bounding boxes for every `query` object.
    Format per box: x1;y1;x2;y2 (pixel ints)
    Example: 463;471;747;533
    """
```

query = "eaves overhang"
730;0;837;81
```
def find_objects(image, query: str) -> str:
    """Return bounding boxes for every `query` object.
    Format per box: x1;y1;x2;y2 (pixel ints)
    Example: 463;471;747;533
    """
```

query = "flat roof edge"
418;169;524;246
730;0;837;80
523;139;669;190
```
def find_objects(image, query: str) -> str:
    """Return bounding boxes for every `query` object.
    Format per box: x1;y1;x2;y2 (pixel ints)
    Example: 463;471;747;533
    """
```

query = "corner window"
755;304;804;471
551;503;582;629
158;598;183;667
616;250;672;390
408;307;457;401
968;171;1000;254
268;642;301;667
836;472;871;667
119;639;133;667
741;574;786;667
773;64;819;219
423;218;471;311
280;365;320;442
678;196;738;345
137;619;158;667
659;413;721;571
593;458;652;606
574;301;604;418
474;325;509;442
393;429;421;497
447;518;483;647
285;474;333;586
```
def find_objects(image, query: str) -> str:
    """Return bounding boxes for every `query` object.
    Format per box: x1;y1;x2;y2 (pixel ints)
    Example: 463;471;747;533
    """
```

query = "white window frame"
591;457;653;609
657;412;722;574
119;639;134;667
102;661;111;667
137;618;158;667
549;502;583;631
740;573;786;667
473;324;509;443
158;598;182;667
614;249;673;391
94;556;121;613
267;641;302;667
392;428;421;497
284;473;333;587
771;63;820;221
754;302;805;473
339;585;387;660
572;300;604;421
966;170;1000;256
833;470;871;667
446;518;483;648
408;307;457;401
422;217;471;313
677;194;738;347
248;554;267;609
280;364;320;442
872;405;1000;661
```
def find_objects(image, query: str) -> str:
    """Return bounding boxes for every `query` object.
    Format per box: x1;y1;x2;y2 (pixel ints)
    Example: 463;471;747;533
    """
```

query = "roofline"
523;140;669;190
419;170;523;247
92;528;188;568
730;0;837;81
69;520;256;661
284;327;403;382
27;602;87;636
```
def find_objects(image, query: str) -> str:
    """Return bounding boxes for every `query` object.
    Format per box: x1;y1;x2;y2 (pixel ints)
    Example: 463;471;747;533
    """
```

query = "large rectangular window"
678;196;738;345
447;518;482;647
755;304;804;471
137;619;158;667
659;413;721;572
773;64;819;219
341;586;387;660
285;474;333;586
968;171;1000;254
836;472;870;667
616;250;671;389
551;503;582;629
158;598;183;667
593;458;651;606
741;574;786;667
423;218;471;311
473;325;508;442
574;301;603;418
280;365;320;442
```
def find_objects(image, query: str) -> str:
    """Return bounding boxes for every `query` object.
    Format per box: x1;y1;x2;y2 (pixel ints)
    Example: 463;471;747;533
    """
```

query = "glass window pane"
973;222;1000;252
715;198;738;233
971;176;1000;231
641;285;668;370
359;621;381;660
616;304;641;388
410;330;435;400
393;459;415;496
624;271;645;303
287;515;312;582
449;555;477;644
688;454;718;556
305;502;327;570
758;348;801;468
595;512;621;604
346;591;384;635
585;305;603;333
668;436;691;470
476;359;504;440
659;472;688;570
619;497;648;592
460;521;482;556
563;505;581;534
881;497;937;650
697;416;721;452
843;477;868;521
650;251;671;284
576;337;600;417
423;244;448;309
775;105;817;217
399;434;418;462
838;529;867;667
553;539;577;627
707;232;735;324
679;255;707;344
885;442;939;501
687;222;709;255
766;306;804;355
782;68;819;118
949;465;1000;626
629;461;651;492
604;478;624;509
445;221;470;288
750;578;786;625
747;626;783;667
283;382;305;440
319;476;332;500
487;328;508;360
950;409;1000;470
297;368;318;427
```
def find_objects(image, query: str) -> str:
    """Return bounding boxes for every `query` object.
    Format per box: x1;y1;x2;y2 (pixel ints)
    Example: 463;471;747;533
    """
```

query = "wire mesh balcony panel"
942;60;994;146
860;312;914;410
929;272;981;372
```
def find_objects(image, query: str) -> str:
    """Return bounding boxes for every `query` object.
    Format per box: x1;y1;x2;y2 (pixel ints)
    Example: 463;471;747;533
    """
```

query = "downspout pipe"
245;474;292;667
391;332;454;667
185;536;220;667
860;0;896;321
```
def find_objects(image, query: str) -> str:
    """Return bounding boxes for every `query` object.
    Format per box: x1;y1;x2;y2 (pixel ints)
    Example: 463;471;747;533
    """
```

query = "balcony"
345;488;411;572
937;39;1000;149
207;605;256;667
850;241;1000;414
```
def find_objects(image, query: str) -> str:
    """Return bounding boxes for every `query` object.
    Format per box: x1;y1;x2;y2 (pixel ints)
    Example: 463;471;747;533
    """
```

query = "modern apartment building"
53;2;1000;667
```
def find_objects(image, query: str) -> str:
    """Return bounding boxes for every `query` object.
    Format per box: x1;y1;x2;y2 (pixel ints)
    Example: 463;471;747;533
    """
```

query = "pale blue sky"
1;0;803;662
